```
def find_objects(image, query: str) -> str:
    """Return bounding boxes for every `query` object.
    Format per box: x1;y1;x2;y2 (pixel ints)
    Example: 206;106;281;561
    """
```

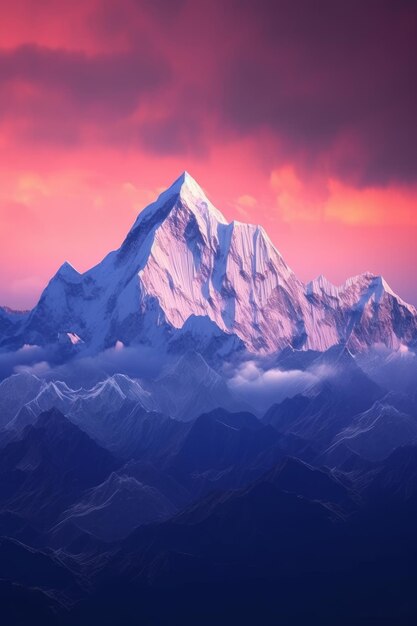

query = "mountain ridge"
1;172;416;358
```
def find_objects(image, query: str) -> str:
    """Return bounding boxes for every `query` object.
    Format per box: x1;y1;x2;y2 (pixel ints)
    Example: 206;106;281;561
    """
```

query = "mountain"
166;409;280;491
77;461;352;626
0;306;28;338
2;171;417;625
0;354;246;449
306;272;417;352
0;372;43;428
0;536;81;603
7;379;77;432
324;400;417;462
259;456;353;507
357;345;417;395
146;350;248;421
168;408;276;475
361;445;417;503
48;458;191;546
0;409;119;530
51;469;178;543
105;462;346;605
263;346;384;449
0;578;62;626
4;377;135;434
1;172;416;360
67;451;417;626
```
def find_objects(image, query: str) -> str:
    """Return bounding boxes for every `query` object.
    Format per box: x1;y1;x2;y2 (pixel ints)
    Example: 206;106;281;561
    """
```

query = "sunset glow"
1;0;416;308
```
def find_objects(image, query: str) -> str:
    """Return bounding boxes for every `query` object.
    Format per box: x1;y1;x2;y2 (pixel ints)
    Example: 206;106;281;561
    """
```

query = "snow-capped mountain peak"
340;272;416;314
1;173;416;357
130;171;228;235
306;274;339;298
56;261;80;280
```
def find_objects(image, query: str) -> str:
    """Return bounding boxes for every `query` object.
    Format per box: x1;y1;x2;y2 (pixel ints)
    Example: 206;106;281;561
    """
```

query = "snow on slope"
2;172;416;356
306;272;417;351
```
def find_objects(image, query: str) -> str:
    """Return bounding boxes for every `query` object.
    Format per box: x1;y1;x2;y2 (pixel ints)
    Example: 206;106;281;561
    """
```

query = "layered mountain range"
1;172;416;359
1;401;417;625
1;173;417;625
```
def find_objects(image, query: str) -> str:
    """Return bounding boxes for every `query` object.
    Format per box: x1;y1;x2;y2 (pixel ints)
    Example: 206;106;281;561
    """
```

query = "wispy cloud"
228;359;320;412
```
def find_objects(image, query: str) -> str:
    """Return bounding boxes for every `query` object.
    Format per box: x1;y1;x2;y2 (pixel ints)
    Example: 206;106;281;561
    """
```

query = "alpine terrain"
1;173;417;626
1;172;416;359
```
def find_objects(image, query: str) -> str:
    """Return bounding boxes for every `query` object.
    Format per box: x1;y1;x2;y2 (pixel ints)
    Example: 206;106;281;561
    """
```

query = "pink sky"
1;0;416;308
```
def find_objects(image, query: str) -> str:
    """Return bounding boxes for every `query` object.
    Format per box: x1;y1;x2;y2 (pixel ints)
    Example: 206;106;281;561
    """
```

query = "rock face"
2;172;416;356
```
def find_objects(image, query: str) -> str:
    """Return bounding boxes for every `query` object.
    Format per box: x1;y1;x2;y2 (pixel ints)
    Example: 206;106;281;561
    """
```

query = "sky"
0;0;416;309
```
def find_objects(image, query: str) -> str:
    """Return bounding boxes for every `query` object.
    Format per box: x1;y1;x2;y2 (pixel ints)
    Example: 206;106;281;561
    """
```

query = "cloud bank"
228;359;323;412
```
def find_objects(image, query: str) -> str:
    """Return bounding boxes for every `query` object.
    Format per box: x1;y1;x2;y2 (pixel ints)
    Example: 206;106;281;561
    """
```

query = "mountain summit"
2;173;416;357
130;171;228;231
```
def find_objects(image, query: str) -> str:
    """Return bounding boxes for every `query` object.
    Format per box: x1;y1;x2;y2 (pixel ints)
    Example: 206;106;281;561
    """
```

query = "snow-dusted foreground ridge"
1;172;416;357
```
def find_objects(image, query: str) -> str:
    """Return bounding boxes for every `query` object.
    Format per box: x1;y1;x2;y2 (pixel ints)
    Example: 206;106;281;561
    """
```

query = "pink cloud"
0;0;416;309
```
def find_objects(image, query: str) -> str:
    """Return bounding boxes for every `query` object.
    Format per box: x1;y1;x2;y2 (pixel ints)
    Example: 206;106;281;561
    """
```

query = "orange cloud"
324;180;417;226
271;165;417;226
0;139;416;310
271;166;326;222
234;194;258;217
